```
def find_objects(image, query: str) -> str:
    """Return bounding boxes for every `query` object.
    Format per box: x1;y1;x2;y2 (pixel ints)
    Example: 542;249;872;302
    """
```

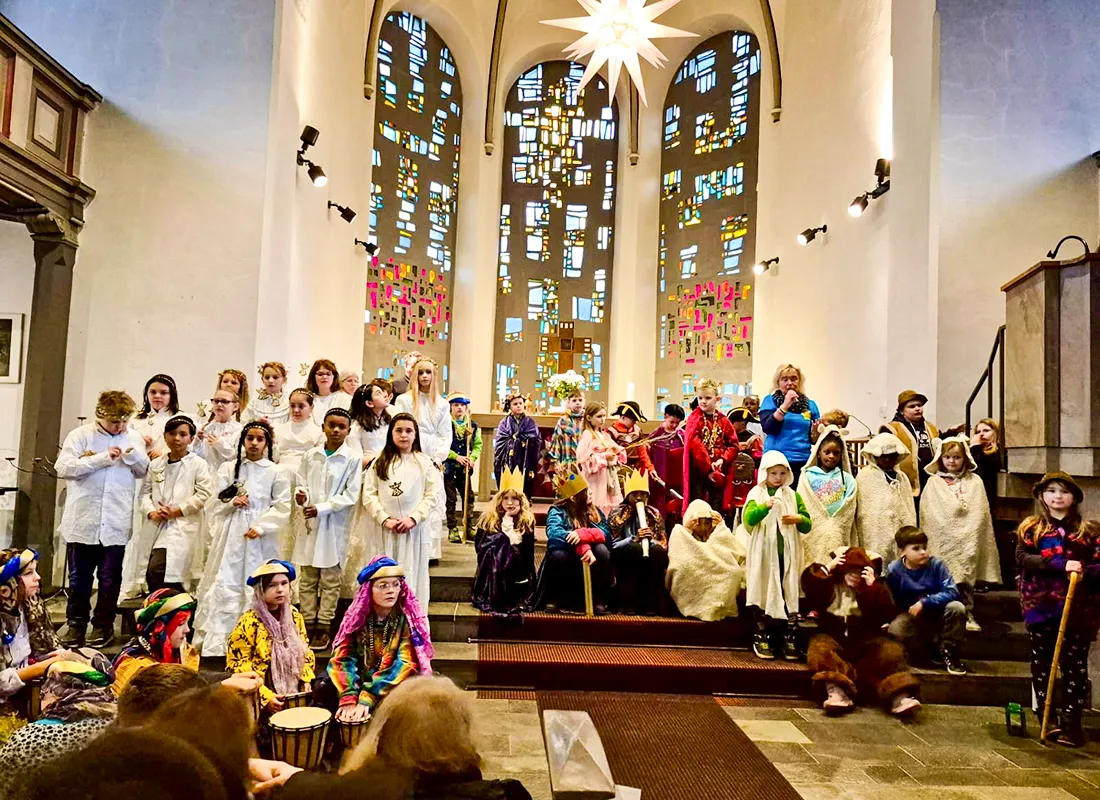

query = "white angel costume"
193;457;291;656
854;433;917;562
666;499;746;621
121;408;175;597
796;426;858;567
272;419;325;559
311;392;350;421
193;419;243;474
291;443;362;569
395;391;450;560
244;392;290;425
133;452;214;586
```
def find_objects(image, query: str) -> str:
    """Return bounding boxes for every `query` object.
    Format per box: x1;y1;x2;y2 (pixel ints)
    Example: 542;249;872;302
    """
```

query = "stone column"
13;215;78;581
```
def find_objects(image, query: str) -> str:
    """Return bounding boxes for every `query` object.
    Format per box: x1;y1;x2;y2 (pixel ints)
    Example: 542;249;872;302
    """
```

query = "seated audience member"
115;662;209;727
607;471;669;615
112;588;199;695
472;479;537;617
665;499;746;622
885;526;967;675
226;560;315;712
802;547;921;717
328;557;434;723
537;472;613;615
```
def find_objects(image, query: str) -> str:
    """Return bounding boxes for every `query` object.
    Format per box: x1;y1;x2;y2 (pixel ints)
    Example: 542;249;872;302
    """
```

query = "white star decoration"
541;0;697;107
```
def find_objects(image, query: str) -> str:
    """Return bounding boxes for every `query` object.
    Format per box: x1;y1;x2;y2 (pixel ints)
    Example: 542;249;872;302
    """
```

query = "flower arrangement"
547;370;586;400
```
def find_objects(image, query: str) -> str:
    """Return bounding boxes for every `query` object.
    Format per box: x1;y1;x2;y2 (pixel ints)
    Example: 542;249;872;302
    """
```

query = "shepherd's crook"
1040;570;1081;742
461;428;472;545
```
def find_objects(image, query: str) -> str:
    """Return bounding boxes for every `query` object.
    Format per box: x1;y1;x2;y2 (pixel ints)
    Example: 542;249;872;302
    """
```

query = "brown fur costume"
802;547;919;706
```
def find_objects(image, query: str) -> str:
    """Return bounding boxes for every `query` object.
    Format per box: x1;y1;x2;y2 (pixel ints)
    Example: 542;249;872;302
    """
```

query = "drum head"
270;706;331;730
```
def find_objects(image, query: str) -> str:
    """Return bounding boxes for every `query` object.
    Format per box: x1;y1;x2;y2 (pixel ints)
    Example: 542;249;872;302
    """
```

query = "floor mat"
536;691;800;799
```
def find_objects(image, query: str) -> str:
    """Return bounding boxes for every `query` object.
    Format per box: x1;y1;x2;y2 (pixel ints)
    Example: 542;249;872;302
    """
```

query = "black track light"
797;225;827;246
296;125;326;187
753;256;780;276
328;201;357;223
850;159;891;218
355;239;378;255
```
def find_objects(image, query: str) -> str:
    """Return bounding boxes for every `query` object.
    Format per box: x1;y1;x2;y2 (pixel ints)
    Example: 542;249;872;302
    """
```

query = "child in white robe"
274;389;325;561
855;433;917;561
394;357;450;561
348;379;393;468
244;361;291;425
193;421;291;657
293;408;362;651
797;426;858;567
350;412;441;605
306;359;350;420
136;416;214;592
193;389;243;473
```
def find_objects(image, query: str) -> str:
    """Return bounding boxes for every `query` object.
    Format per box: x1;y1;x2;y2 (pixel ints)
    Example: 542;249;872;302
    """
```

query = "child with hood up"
920;435;1001;633
665;499;746;621
797;425;857;567
855;433;916;561
742;451;811;660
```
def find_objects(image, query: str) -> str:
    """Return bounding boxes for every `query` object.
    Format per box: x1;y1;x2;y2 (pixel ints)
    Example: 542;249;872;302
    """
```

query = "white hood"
756;450;793;488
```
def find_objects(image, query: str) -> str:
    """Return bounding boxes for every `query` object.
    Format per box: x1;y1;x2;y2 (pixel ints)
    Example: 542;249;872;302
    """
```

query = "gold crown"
695;376;720;393
554;470;588;500
623;469;650;498
499;466;525;494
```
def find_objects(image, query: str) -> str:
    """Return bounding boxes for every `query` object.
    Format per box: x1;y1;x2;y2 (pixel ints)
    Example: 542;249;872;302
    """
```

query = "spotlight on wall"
848;194;869;217
849;159;891;217
296;125;327;187
354;238;379;255
753;256;780;276
797;225;827;246
328;201;357;223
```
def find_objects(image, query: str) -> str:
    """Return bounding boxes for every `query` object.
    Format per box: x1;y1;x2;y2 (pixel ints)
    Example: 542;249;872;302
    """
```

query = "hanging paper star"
541;0;697;107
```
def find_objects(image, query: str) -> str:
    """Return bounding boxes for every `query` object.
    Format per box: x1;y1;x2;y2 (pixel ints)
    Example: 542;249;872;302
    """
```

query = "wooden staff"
460;428;472;545
582;559;594;617
1041;570;1081;742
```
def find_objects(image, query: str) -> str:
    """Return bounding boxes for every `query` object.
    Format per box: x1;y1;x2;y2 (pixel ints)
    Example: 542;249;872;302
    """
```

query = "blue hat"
357;556;404;585
0;549;37;584
247;559;297;586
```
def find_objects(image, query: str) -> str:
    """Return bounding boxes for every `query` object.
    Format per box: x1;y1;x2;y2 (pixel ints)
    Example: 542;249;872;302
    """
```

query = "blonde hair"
934;440;970;473
408;358;441;408
975;418;1000;454
582;401;606;433
477;489;536;533
342;676;480;776
772;364;805;392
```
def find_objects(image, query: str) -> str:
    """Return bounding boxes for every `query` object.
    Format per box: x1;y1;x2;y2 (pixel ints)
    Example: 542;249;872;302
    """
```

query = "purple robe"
645;425;685;521
493;414;542;496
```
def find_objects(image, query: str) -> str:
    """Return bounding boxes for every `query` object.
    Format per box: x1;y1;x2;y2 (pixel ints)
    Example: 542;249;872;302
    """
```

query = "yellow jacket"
226;608;315;706
882;420;940;496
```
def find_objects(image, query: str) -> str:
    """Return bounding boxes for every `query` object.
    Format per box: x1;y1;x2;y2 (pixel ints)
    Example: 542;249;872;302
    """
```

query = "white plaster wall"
0;222;33;527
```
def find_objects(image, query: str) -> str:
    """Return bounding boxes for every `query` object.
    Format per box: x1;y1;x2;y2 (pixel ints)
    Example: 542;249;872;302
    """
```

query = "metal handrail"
965;325;1007;450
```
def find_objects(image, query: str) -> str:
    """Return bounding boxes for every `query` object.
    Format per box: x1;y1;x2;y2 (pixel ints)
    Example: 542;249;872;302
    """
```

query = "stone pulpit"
1002;253;1100;477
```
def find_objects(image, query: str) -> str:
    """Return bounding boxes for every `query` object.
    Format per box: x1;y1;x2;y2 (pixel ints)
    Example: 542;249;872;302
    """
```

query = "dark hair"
306;359;339;395
116;663;209;727
324;408;352;424
554;489;599;530
663;403;685;421
375;412;422;481
350;380;393;432
894;525;928;549
137;374;180;418
289;387;314;406
218;421;275;500
163;415;196;437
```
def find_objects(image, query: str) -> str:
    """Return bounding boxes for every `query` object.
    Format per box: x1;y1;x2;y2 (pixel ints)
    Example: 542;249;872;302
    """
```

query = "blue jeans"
65;543;126;629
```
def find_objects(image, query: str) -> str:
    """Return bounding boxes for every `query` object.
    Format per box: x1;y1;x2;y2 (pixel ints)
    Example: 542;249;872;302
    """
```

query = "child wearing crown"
472;468;537;617
682;377;740;522
537;471;613;614
607;470;669;615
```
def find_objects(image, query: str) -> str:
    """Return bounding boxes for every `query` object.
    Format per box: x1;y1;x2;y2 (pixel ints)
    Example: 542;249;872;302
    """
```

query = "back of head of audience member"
116;663;209;727
343;676;480;778
15;728;228;800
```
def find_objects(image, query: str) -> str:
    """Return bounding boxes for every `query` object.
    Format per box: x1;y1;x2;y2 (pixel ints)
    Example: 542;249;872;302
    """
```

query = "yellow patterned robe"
225;608;315;706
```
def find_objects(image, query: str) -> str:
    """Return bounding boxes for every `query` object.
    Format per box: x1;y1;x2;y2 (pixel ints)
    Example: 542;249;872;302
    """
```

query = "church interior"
0;0;1099;797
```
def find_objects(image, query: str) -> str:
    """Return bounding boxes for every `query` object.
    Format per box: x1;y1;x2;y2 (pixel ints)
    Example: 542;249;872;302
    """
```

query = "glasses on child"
373;580;401;592
210;398;236;405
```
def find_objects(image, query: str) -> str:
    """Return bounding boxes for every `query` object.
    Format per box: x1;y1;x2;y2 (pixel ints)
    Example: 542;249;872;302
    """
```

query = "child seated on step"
471;473;536;617
919;436;1001;633
607;470;669;615
855;433;916;561
666;499;745;622
743;451;811;661
885;526;967;675
536;472;612;615
803;547;921;717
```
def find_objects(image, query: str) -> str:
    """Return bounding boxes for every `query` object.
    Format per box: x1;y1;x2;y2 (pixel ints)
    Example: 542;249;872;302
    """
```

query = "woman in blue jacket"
759;365;821;487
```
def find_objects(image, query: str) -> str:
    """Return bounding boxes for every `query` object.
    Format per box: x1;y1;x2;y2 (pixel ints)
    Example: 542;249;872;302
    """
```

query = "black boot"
1051;709;1085;748
940;645;968;676
752;629;775;660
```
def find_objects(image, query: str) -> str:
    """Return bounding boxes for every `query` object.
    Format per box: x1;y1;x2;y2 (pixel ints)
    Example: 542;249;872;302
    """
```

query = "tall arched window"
366;12;462;385
656;33;761;410
494;61;618;409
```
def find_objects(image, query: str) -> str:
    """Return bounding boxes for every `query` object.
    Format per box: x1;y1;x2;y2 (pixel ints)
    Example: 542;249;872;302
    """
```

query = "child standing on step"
244;362;290;425
919;435;1000;633
855;433;916;560
1016;472;1100;748
576;402;626;517
293;408;362;651
472;477;537;617
797;426;857;567
547;389;585;475
444;393;482;543
743;451;811;661
194;389;243;475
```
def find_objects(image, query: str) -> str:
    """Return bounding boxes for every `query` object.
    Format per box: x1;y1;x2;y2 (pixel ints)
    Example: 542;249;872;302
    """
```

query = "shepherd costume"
112;589;199;695
855;434;916;561
921;436;1001;592
882;390;941;496
607;471;669;615
797;426;857;567
493;410;542;499
444;394;482;541
802;547;920;714
665;500;746;621
547;407;585;473
471;470;536;617
682;405;740;517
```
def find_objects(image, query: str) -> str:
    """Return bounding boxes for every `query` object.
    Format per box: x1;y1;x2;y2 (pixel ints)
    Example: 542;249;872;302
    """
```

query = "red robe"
681;409;740;515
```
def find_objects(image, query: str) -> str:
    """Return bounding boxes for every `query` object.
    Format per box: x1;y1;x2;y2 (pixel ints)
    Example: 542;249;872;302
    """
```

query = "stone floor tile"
915;705;1013;726
791;784;850;800
909;723;1044;750
802;742;923;767
509;728;549;757
736;719;813;743
908;767;1007;786
864;764;920;785
841;787;988;800
996;769;1099;792
993;747;1100;769
482;754;553;776
1063;788;1100;800
948;790;1076;800
754;742;819;764
776;759;876;785
899;744;1015;769
723;706;813;722
1071;769;1100;787
794;720;926;747
474;732;511;756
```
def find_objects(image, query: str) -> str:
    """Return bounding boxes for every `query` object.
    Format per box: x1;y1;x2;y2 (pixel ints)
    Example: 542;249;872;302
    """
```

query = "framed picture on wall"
0;313;24;384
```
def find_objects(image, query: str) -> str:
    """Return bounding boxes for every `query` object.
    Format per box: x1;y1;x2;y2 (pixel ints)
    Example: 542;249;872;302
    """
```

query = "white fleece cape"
796;426;857;567
666;500;746;621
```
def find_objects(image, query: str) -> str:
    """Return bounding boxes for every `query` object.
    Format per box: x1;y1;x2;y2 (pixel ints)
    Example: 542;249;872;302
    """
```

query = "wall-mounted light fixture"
848;158;890;217
296;125;327;187
753;256;780;276
797;225;827;246
354;238;378;255
328;201;357;223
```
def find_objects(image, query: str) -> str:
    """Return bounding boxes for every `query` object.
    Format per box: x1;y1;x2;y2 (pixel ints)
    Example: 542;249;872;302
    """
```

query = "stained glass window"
494;61;618;409
656;32;761;411
365;12;462;383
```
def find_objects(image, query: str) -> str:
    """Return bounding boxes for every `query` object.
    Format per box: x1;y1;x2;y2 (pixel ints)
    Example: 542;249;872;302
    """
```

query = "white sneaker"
965;613;982;633
823;682;854;714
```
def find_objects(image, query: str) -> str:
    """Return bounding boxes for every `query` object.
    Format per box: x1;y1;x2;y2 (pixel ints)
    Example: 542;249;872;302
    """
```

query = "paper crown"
622;469;650;497
555;470;588;499
499;466;525;494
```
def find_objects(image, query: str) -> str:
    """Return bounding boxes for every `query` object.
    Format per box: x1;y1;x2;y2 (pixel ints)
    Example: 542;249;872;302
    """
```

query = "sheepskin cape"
797;426;857;567
855;462;916;561
666;500;745;621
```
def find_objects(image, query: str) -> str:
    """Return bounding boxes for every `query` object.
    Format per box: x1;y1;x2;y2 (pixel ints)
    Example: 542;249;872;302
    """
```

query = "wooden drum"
269;707;331;769
279;690;312;710
335;717;370;750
